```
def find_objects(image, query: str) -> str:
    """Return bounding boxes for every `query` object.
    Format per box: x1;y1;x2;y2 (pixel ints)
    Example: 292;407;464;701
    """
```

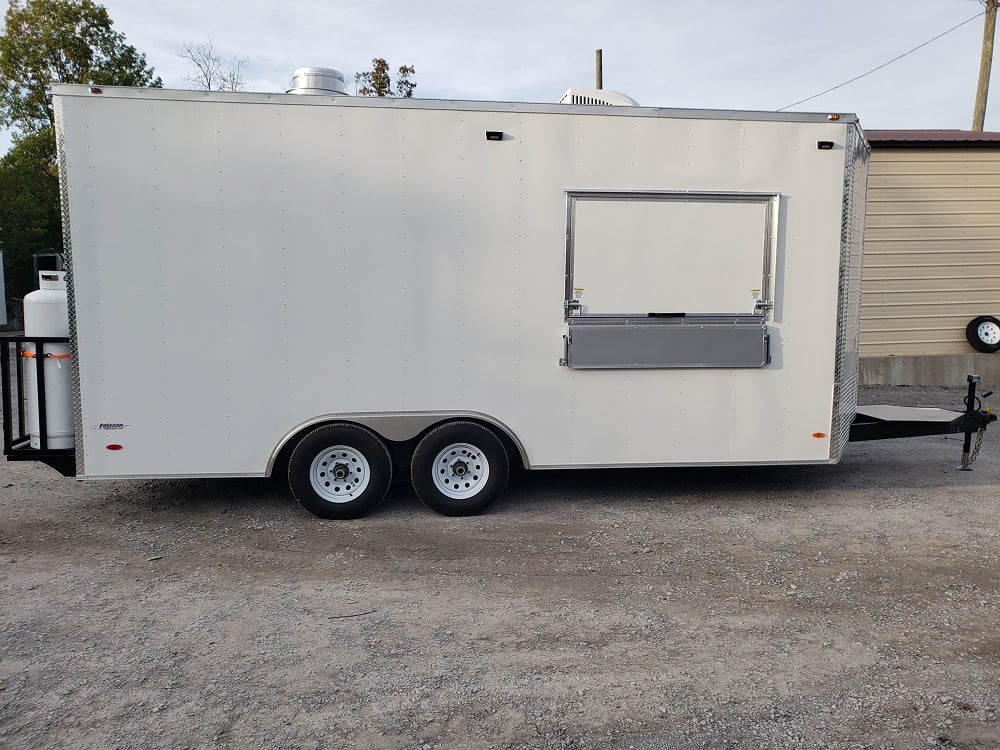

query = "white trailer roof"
50;83;859;125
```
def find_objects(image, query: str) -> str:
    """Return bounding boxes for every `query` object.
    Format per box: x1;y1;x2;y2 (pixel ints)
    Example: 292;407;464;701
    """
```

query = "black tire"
965;315;1000;353
288;423;392;519
410;421;509;516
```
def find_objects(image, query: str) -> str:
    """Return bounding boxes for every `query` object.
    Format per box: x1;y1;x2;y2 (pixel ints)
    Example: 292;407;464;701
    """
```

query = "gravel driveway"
1;385;998;749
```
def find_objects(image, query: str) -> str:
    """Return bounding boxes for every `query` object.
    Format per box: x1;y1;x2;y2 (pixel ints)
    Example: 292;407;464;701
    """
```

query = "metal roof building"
860;129;1000;384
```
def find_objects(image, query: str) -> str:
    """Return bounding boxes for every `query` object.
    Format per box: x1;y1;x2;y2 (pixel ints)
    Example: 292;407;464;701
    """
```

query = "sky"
1;0;999;150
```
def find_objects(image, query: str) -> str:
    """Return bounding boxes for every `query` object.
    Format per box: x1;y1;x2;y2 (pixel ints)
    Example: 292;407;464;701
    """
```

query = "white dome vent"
560;88;639;107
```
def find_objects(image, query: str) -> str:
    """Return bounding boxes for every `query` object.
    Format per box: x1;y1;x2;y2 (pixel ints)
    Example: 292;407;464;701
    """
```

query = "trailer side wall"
53;87;865;477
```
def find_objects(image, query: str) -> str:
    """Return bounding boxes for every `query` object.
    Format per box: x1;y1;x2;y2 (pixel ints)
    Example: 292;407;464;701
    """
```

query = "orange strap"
19;351;72;359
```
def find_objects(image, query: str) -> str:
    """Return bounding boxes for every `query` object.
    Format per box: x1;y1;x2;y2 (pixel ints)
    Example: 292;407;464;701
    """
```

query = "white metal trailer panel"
51;85;867;478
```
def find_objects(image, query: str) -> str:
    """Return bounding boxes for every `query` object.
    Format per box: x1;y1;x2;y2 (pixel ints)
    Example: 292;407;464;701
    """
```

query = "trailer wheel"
966;315;1000;353
410;421;509;516
288;423;392;519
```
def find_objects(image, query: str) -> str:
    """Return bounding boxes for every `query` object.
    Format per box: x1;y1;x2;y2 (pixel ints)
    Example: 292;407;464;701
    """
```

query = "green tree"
0;0;161;314
356;58;416;97
0;0;161;136
395;65;416;98
0;129;61;315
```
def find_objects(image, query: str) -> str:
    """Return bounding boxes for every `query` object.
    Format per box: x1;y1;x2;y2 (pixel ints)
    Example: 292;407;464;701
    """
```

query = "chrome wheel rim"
309;445;371;503
977;321;1000;346
431;442;490;499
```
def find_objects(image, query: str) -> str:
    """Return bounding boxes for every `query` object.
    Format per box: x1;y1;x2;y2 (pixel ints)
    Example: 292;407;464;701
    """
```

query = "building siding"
860;148;1000;357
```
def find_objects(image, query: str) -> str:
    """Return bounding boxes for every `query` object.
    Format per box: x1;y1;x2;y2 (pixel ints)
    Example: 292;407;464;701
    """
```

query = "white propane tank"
23;271;74;449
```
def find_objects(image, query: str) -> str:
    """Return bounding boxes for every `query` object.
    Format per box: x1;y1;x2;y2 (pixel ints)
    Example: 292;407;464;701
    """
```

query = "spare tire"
965;315;1000;353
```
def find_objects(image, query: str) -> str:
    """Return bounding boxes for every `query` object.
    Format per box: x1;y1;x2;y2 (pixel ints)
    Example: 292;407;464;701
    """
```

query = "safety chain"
961;429;986;470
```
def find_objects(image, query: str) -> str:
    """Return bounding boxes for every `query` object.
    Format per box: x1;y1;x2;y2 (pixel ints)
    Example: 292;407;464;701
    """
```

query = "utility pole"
973;0;998;131
595;49;603;89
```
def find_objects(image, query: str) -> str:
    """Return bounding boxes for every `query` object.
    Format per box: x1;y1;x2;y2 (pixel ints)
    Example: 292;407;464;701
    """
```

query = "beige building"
860;130;1000;384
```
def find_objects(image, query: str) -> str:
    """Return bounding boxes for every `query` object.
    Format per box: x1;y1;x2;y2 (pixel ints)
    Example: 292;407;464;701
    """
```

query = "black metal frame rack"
1;334;76;476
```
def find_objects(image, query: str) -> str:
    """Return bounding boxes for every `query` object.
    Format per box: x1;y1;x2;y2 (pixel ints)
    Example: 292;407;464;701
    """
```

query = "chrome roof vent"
288;67;349;96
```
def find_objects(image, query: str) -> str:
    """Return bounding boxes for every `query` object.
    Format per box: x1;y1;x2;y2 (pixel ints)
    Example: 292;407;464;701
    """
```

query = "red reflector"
90;86;103;94
106;444;123;451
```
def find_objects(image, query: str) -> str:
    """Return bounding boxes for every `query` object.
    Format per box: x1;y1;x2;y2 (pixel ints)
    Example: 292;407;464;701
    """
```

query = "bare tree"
179;39;247;92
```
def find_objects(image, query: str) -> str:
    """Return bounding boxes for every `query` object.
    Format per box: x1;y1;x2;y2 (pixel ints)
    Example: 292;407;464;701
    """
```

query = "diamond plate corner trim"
54;96;85;476
829;125;869;461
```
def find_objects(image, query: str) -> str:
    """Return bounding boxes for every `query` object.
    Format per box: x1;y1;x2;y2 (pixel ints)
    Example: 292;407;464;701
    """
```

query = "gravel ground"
1;385;999;749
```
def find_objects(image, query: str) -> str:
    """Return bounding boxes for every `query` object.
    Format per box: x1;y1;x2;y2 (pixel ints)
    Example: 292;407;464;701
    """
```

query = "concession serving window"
563;190;779;369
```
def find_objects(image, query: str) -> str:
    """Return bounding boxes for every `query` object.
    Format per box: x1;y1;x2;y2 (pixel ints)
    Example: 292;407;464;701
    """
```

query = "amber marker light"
827;113;840;120
812;432;826;438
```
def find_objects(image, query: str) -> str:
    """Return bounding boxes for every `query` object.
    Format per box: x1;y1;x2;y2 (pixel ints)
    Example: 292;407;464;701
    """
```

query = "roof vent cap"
288;67;349;96
559;88;639;107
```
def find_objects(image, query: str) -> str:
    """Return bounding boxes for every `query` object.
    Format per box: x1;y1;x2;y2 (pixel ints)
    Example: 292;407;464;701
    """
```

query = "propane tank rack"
1;335;76;476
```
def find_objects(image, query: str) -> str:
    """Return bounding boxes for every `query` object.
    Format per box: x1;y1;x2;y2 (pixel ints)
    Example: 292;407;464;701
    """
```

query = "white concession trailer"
2;73;994;518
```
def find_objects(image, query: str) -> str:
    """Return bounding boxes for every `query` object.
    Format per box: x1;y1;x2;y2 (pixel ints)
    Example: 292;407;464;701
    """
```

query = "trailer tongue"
849;376;996;469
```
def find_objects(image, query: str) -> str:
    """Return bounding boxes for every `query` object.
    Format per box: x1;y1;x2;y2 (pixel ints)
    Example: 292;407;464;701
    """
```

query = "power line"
778;11;985;112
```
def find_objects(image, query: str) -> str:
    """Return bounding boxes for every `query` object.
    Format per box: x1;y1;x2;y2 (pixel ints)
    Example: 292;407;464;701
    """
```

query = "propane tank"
23;271;74;449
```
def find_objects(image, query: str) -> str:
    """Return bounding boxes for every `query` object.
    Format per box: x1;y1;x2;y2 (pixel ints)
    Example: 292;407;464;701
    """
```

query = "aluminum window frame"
563;190;780;320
